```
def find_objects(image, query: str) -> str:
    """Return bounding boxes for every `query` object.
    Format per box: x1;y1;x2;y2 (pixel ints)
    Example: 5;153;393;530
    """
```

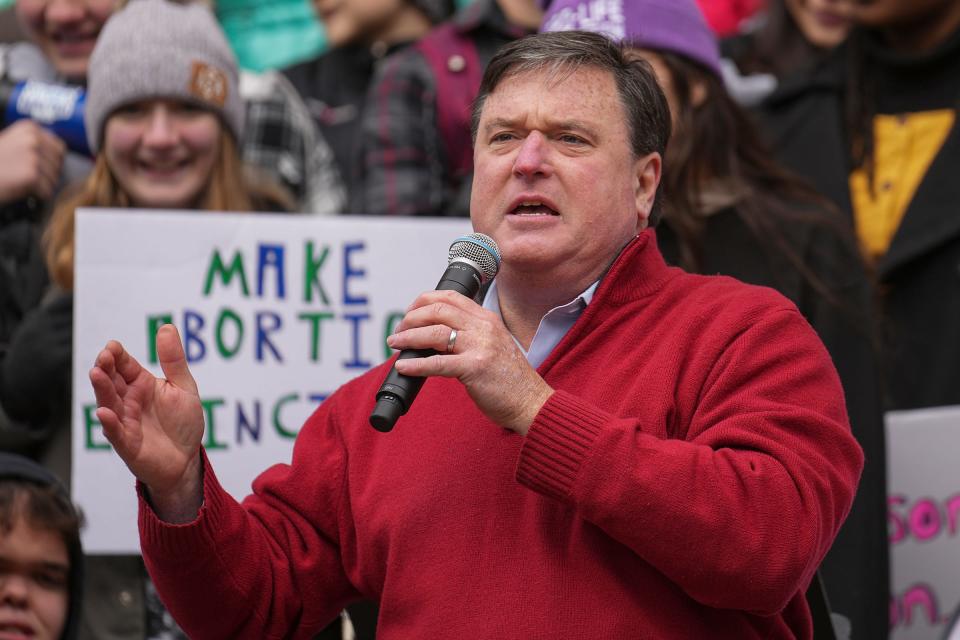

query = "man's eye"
558;134;585;145
491;132;516;143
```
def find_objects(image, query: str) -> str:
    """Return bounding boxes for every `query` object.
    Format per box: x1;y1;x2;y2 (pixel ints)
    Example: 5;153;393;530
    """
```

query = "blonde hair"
45;129;294;290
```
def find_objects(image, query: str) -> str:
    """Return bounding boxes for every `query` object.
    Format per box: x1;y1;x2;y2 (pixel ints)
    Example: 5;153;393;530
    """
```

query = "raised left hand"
387;290;553;435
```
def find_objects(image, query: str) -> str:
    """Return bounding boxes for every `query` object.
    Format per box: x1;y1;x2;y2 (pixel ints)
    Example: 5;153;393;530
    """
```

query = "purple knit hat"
540;0;722;77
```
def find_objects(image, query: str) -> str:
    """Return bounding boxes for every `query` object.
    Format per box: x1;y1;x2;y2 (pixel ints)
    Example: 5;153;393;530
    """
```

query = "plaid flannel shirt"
240;71;346;215
352;0;529;216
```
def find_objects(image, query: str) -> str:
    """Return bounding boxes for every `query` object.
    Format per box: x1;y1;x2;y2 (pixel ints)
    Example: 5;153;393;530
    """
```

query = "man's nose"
142;106;178;147
512;131;553;180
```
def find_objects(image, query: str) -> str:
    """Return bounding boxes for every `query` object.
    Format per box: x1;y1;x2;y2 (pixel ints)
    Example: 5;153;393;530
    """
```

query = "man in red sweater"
89;31;863;639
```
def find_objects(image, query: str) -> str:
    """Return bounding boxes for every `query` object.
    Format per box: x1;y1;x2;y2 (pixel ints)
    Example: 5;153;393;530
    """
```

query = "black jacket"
758;28;960;412
0;204;51;456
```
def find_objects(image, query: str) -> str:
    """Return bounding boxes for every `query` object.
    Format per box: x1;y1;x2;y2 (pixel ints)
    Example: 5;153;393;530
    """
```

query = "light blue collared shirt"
481;280;599;369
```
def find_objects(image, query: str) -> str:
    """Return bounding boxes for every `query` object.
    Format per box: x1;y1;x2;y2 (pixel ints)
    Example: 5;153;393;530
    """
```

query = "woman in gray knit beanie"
44;0;293;289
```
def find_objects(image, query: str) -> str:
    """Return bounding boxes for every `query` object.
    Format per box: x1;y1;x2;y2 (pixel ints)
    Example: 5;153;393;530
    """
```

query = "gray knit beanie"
85;0;244;153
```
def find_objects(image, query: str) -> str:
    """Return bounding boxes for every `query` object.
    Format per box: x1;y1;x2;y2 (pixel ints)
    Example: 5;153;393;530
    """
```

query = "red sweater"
140;230;863;639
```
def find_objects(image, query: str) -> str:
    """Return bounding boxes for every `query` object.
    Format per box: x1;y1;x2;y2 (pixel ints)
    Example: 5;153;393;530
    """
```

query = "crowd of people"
1;0;959;638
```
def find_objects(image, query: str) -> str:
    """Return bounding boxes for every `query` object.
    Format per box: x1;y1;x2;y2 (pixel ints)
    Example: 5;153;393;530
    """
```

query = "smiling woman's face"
104;99;222;210
15;0;117;81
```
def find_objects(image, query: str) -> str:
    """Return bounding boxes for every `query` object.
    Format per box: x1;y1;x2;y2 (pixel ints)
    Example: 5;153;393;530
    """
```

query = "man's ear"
634;152;662;231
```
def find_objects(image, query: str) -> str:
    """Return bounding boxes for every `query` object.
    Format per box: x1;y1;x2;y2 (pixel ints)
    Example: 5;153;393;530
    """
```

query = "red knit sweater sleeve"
517;306;863;616
138;403;360;640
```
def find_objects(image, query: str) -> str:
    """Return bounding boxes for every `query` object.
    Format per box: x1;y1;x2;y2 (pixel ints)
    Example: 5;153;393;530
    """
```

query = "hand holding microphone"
0;120;65;203
370;233;501;431
0;79;88;204
371;232;555;435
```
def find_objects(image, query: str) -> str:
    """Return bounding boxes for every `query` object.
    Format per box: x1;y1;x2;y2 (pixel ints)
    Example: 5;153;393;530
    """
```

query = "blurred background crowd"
1;0;959;638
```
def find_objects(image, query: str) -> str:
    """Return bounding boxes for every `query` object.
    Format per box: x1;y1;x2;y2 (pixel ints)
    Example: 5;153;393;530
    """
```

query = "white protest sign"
888;405;960;640
73;208;471;553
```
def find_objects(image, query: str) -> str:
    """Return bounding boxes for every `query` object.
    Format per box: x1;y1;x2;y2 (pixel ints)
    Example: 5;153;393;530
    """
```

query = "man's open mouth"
510;201;559;216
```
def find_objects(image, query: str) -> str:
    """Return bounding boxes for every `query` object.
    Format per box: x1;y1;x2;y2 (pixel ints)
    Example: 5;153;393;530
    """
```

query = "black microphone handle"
369;260;484;432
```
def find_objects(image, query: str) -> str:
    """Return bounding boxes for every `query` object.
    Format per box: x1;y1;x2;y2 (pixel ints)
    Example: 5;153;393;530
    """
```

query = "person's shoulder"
368;41;435;90
751;51;848;150
667;269;801;321
760;44;847;111
239;69;286;101
281;46;370;91
240;69;316;120
281;49;333;81
719;31;756;65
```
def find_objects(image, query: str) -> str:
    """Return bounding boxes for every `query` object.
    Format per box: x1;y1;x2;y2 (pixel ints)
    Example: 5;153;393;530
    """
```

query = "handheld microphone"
1;79;90;156
369;232;501;432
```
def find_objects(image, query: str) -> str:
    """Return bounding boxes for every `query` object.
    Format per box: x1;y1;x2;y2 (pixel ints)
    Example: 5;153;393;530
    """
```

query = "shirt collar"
482;279;598;368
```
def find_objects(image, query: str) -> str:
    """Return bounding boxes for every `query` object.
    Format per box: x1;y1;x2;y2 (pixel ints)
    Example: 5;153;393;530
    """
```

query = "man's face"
0;518;70;640
470;66;660;286
15;0;117;81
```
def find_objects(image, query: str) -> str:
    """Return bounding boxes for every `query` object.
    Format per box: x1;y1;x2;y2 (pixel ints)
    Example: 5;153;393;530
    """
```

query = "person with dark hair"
0;451;83;640
282;0;455;207
722;0;854;105
543;2;886;637
351;0;543;217
760;2;960;418
90;30;861;639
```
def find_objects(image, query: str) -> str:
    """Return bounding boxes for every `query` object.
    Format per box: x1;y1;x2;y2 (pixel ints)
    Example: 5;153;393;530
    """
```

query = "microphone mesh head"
448;233;501;282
